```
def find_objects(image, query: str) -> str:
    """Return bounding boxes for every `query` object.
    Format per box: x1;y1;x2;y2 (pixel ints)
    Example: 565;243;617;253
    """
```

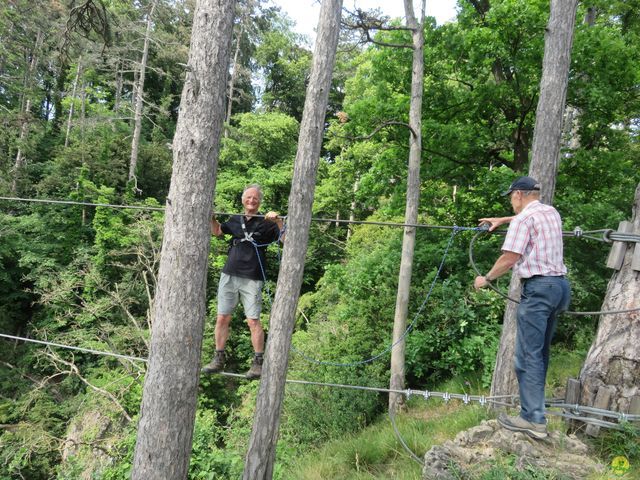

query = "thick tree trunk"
242;0;343;478
129;0;158;186
489;276;521;401
130;1;236;479
389;0;425;414
529;0;578;202
579;182;640;416
490;0;578;402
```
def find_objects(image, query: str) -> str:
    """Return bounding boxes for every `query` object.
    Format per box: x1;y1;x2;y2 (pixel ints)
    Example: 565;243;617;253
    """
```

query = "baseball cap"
502;176;541;196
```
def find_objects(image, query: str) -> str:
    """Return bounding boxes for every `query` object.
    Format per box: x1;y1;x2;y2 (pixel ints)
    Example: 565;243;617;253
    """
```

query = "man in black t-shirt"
202;185;283;379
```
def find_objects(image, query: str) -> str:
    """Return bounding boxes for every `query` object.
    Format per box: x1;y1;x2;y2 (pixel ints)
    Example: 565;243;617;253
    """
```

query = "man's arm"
265;211;285;242
474;250;521;289
211;216;223;237
479;216;514;232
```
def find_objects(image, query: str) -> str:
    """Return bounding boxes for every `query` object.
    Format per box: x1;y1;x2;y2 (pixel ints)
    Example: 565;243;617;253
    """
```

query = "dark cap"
502;176;541;196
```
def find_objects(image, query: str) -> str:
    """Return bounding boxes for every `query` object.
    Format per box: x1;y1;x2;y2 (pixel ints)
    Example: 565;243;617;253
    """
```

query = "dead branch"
341;7;413;49
44;351;132;423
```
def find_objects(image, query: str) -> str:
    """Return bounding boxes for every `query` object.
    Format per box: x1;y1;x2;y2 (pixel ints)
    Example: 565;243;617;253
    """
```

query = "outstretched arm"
478;216;514;232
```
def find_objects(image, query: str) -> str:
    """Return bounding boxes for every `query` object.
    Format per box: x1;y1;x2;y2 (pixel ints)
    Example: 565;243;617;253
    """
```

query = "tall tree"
242;0;343;477
490;0;578;401
131;0;236;478
578;182;640;420
10;29;44;194
388;0;426;413
129;0;159;189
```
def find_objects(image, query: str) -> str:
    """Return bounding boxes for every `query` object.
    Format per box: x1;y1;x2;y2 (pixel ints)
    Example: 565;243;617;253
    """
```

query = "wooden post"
564;378;581;432
585;385;615;437
629;395;640;425
631;223;640;272
606;221;633;270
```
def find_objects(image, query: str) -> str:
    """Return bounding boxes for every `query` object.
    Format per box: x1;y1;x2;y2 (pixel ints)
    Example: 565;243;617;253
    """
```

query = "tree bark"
529;0;578;202
130;1;236;479
389;0;425;414
490;0;578;402
129;0;158;186
579;182;640;416
242;0;343;478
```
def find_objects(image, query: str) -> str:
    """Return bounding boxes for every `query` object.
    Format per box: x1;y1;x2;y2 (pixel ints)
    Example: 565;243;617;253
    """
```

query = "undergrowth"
280;348;639;480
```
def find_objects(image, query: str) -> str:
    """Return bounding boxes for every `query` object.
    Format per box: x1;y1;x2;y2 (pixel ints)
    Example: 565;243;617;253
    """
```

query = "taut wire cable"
468;230;640;316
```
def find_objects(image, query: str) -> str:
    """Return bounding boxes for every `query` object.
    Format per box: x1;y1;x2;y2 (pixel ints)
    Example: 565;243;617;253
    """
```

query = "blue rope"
250;224;483;368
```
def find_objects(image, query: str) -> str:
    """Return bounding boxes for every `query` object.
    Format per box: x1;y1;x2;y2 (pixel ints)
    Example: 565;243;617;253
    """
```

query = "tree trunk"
529;0;578;202
114;58;123;114
579;182;640;417
224;20;244;136
129;0;158;186
242;0;343;478
130;0;236;478
64;59;82;148
388;0;425;414
489;276;521;401
11;29;44;195
11;98;31;195
490;0;578;402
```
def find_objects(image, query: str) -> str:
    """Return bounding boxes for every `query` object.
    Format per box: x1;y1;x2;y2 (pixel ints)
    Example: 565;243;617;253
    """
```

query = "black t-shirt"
220;214;281;281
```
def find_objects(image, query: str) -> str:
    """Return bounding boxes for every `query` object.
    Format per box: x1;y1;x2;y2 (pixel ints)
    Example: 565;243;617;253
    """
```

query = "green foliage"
590;422;640;474
255;30;312;120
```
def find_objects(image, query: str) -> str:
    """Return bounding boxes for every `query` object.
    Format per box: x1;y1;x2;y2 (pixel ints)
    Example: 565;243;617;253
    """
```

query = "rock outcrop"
422;419;605;479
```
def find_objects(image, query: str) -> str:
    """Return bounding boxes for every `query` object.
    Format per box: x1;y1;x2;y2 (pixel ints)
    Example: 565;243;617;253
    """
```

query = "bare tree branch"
44;351;133;423
341;7;413;49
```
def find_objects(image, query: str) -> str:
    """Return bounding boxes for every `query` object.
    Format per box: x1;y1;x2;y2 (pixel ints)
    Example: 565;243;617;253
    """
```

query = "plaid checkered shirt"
502;200;567;279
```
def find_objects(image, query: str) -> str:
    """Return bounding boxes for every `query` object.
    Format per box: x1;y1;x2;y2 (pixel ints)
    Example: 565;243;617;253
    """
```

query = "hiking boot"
498;413;548;439
202;351;225;374
245;355;263;380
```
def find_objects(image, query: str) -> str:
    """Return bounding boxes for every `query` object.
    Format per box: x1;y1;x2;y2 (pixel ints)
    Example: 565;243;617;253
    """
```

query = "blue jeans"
515;275;571;424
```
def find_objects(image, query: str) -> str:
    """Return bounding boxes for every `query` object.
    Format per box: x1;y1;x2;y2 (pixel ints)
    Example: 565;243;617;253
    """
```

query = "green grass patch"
282;388;488;479
279;349;640;480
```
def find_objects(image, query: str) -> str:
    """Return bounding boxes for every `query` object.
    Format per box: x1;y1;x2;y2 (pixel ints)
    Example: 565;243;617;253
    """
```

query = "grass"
278;349;640;480
282;400;487;479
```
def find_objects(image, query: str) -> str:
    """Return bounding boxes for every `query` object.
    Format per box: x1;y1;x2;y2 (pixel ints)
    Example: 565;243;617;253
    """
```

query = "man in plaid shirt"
474;176;571;439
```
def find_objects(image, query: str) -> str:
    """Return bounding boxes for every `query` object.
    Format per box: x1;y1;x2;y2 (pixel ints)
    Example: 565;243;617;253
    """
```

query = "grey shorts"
217;272;264;319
